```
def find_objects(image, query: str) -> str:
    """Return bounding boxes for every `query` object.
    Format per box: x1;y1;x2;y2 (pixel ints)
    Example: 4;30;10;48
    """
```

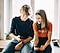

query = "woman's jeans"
33;45;52;53
1;40;33;53
33;37;52;53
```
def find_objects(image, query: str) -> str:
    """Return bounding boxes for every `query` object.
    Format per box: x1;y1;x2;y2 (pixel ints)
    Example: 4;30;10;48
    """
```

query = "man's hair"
21;4;30;15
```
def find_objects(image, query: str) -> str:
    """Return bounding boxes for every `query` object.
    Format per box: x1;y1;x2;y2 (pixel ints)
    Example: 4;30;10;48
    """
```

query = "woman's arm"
40;22;52;51
40;31;52;51
33;23;39;46
34;32;39;46
33;23;40;51
44;23;52;49
44;31;52;48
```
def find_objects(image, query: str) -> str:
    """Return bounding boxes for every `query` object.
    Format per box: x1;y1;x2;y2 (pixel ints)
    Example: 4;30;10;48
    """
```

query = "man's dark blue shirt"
10;16;34;39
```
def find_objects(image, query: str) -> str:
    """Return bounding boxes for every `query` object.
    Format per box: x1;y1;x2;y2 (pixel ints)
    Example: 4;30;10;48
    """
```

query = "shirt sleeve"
48;22;52;32
9;18;16;34
29;21;34;38
33;23;37;32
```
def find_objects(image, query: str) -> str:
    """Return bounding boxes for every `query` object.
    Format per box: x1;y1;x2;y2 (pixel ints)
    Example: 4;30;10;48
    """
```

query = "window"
4;0;59;40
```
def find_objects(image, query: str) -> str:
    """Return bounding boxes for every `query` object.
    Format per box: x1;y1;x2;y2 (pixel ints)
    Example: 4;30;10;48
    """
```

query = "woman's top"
33;22;52;37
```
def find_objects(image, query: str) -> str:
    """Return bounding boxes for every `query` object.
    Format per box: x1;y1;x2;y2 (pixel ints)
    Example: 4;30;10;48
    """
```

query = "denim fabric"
21;42;33;53
1;41;17;53
33;37;52;53
33;45;52;53
1;40;33;53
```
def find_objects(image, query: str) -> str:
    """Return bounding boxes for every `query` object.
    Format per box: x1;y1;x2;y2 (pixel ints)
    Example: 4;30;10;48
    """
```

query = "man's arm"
9;33;21;42
22;36;32;44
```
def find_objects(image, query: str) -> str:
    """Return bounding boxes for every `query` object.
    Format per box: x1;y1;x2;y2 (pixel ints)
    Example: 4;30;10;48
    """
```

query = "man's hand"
22;37;32;44
34;46;40;51
22;39;27;44
16;35;23;42
15;42;23;50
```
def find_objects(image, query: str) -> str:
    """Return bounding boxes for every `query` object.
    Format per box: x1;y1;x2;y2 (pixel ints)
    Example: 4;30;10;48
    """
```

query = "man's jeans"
1;40;33;53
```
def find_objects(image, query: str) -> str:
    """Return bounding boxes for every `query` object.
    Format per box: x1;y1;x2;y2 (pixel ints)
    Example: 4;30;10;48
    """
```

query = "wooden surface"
0;40;11;51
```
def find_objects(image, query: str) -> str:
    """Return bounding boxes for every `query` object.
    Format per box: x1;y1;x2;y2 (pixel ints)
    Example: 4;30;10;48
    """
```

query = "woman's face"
36;14;42;24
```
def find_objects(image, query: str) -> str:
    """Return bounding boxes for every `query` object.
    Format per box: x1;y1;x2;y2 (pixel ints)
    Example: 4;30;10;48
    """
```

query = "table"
0;40;20;53
0;40;11;51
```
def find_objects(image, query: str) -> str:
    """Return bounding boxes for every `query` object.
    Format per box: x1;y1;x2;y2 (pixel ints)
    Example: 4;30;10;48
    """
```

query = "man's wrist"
22;42;24;44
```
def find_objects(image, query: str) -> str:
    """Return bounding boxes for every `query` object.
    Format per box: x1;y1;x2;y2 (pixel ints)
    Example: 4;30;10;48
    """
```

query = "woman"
33;10;52;53
2;4;34;53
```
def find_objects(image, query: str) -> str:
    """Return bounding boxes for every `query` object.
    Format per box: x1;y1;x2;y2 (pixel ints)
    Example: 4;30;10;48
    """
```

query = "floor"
51;42;60;53
52;47;60;53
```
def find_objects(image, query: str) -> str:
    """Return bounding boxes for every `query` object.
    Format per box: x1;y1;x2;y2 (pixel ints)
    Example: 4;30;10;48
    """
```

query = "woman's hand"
40;45;46;51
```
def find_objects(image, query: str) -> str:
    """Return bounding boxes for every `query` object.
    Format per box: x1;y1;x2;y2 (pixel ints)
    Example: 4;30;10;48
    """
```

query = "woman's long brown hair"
35;10;48;30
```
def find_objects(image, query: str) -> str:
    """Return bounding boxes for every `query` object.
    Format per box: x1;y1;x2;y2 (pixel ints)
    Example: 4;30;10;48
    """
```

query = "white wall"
35;0;54;39
0;0;60;40
4;0;31;39
0;0;12;39
0;0;1;39
0;0;4;39
54;0;59;39
58;0;60;39
4;0;12;39
34;0;60;39
12;0;30;17
0;0;31;39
